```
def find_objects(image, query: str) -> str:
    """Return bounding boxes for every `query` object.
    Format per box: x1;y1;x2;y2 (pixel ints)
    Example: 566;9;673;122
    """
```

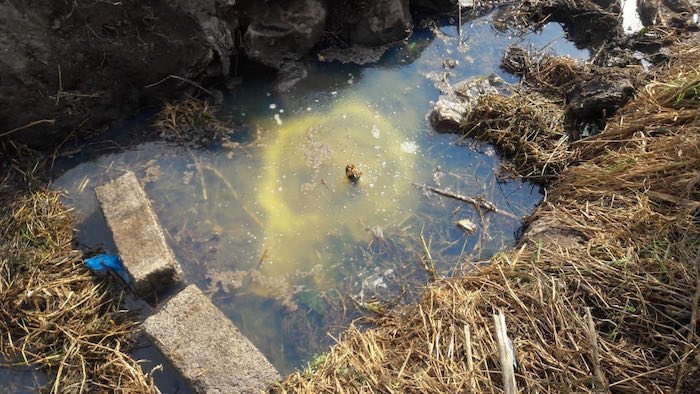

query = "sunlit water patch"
50;13;588;375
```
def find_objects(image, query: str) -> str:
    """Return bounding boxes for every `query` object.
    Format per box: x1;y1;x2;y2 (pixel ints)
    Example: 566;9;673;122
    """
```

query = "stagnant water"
3;12;590;393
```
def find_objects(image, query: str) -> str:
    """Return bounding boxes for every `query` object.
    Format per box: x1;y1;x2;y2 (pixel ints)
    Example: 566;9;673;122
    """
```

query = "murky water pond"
43;12;588;381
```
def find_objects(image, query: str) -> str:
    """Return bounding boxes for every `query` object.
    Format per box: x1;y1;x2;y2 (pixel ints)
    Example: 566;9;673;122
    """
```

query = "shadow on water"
39;11;590;387
0;360;48;394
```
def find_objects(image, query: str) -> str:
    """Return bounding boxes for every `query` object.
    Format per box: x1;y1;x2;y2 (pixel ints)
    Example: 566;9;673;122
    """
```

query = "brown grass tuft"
460;92;570;182
502;46;590;97
0;160;154;393
153;98;229;139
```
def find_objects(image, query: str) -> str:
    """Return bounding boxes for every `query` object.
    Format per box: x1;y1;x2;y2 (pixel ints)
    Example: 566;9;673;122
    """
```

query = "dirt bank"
276;40;699;394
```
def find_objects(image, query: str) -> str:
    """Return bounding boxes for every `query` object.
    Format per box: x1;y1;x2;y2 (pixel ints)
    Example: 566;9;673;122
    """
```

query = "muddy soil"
0;1;225;149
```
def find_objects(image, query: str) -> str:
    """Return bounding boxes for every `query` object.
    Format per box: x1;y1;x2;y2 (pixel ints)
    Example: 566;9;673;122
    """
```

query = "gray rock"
200;15;236;76
95;171;183;296
143;284;280;393
411;0;471;13
243;0;327;70
317;45;390;65
637;0;659;26
350;0;413;46
430;96;470;131
565;73;634;120
429;74;506;131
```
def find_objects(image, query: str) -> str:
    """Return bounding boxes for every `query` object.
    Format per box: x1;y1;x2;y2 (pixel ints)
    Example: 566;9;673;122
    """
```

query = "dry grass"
153;98;229;138
502;46;590;97
460;92;570;182
273;42;699;393
0;151;154;393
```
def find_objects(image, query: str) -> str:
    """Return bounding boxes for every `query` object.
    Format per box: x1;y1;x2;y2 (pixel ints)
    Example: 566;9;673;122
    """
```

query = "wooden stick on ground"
412;183;519;219
585;307;609;393
493;311;518;394
464;324;476;392
674;254;700;392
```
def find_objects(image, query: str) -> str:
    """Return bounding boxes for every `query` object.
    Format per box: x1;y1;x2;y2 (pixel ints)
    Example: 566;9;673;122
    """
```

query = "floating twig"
420;229;437;281
412;183;518;219
145;74;212;95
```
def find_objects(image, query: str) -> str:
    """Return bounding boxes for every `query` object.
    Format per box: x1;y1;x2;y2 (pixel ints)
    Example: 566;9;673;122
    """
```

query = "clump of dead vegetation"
461;92;570;182
154;98;230;140
502;46;591;97
0;147;154;393
273;41;699;394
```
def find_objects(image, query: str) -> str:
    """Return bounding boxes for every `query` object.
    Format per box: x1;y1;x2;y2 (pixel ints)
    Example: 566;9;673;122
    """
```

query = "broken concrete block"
95;171;182;296
143;284;280;393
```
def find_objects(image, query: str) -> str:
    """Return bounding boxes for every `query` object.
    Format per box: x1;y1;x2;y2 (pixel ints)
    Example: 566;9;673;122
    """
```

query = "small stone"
345;164;362;182
457;219;477;234
443;58;459;68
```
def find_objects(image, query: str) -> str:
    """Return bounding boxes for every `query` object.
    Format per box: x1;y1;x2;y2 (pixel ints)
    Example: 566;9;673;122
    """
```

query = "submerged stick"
200;163;264;229
457;3;462;40
412;183;518;219
493;311;518;394
420;231;437;280
585;307;609;393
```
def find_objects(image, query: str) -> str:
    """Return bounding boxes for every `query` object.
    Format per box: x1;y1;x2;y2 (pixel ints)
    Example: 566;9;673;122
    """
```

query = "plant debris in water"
461;91;570;182
153;98;231;143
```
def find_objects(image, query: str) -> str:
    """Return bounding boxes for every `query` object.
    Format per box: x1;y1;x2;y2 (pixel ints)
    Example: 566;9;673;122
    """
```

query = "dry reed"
460;92;570;182
502;46;590;97
153;98;229;138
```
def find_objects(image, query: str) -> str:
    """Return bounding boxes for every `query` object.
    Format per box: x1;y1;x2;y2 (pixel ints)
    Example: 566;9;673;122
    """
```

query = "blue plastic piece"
85;253;131;284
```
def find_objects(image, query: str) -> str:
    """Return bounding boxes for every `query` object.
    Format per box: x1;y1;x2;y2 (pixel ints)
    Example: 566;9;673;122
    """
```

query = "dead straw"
0;153;154;393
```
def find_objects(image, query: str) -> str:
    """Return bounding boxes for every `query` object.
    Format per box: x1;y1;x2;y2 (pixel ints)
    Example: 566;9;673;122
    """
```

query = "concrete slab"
95;171;183;295
143;284;280;394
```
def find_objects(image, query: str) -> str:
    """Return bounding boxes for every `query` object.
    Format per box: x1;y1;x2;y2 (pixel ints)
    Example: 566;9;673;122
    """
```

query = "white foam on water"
371;125;381;139
400;140;418;154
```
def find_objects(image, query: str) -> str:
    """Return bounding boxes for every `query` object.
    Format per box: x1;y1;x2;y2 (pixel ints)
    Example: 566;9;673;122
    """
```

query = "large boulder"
242;0;327;70
0;0;235;149
411;0;465;13
348;0;413;47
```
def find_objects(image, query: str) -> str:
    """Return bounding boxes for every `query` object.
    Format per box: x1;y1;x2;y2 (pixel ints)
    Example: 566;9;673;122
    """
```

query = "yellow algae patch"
258;100;421;276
